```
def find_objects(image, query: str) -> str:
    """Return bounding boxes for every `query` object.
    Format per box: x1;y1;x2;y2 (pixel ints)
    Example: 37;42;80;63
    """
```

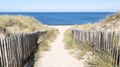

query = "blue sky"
0;0;120;12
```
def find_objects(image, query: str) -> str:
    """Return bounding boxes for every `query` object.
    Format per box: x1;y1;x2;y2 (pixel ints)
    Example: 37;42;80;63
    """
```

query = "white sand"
34;26;87;67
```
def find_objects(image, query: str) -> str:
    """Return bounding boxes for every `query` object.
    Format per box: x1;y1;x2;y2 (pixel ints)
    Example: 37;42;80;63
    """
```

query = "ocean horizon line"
0;11;116;13
0;12;114;25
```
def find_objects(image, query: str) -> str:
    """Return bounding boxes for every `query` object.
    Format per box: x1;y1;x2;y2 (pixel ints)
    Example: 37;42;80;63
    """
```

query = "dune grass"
37;28;59;51
64;26;81;49
72;23;95;30
100;12;120;24
34;28;59;62
0;15;58;50
64;24;93;59
64;23;94;48
86;54;113;67
85;12;120;67
91;11;120;31
0;15;48;34
63;12;120;67
64;28;83;59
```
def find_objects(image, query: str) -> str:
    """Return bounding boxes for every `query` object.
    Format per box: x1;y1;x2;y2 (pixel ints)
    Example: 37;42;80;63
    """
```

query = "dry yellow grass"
72;23;95;30
63;24;92;60
0;15;48;34
91;11;120;31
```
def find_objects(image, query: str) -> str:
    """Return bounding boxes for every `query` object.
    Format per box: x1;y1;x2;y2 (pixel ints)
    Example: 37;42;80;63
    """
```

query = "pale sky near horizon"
0;0;120;12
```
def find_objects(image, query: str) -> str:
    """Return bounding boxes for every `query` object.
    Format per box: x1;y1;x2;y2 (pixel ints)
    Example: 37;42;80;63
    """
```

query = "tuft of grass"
75;50;86;59
64;24;94;49
34;28;59;61
38;28;59;51
63;24;92;59
64;27;81;49
64;29;73;49
86;54;113;67
100;11;120;24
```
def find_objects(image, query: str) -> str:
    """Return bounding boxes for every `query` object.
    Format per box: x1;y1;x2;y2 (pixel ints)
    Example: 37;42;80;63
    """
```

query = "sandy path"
34;26;86;67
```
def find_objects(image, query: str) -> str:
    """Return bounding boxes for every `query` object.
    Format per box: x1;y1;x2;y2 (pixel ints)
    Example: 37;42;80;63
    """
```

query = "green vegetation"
38;28;58;51
64;23;94;49
86;54;113;67
64;28;73;49
64;24;93;59
34;28;59;61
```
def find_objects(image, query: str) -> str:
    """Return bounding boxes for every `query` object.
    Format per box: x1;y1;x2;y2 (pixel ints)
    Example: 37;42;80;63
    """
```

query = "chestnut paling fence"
0;30;46;67
72;29;120;67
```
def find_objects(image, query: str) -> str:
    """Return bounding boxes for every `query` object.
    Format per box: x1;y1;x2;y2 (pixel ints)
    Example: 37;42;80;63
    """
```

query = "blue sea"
0;12;114;25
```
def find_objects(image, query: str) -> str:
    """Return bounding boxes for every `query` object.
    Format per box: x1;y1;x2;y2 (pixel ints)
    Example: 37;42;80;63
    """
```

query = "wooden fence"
0;30;46;67
72;29;120;67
